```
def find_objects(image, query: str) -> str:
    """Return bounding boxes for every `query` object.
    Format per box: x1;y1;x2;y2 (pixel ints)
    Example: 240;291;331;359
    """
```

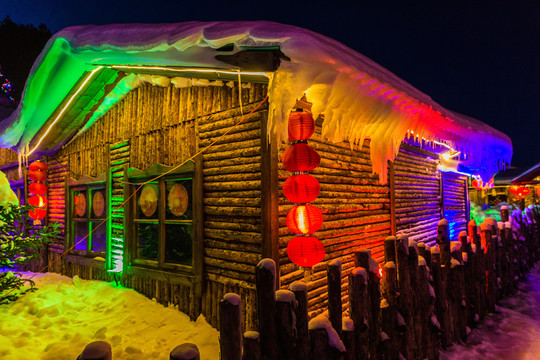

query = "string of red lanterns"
509;185;530;198
284;97;325;268
28;160;48;225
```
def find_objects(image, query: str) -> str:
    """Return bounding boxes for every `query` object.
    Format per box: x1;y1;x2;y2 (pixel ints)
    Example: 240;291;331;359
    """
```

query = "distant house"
0;22;512;328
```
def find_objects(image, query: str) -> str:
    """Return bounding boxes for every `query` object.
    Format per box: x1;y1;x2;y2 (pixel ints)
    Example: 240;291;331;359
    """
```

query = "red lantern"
28;195;47;208
518;187;530;197
28;170;47;182
288;111;315;142
282;143;320;172
472;179;482;190
287;205;323;234
29;208;47;221
287;236;325;267
29;182;47;195
28;160;48;172
509;186;520;196
283;174;320;204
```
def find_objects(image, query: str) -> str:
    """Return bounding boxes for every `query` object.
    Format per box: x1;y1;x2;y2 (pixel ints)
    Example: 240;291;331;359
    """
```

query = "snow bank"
0;170;18;207
0;272;219;360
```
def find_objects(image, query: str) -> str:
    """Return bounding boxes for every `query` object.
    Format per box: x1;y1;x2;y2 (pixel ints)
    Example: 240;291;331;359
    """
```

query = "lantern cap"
293;94;312;113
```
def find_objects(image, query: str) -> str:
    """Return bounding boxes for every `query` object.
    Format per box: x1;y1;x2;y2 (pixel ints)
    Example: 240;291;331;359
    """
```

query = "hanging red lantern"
283;174;320;204
282;143;320;172
29;208;47;222
287;236;325;268
287;205;323;234
536;187;540;197
288;111;315;142
28;170;47;182
28;195;48;208
29;182;47;195
471;179;482;190
509;185;520;196
518;187;530;197
28;160;48;172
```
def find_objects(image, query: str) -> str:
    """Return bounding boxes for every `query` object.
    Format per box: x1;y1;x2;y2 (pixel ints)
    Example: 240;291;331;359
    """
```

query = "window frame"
67;174;108;257
127;161;202;278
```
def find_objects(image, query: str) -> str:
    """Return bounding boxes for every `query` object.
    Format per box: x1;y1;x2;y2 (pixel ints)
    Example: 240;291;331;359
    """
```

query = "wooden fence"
79;206;539;360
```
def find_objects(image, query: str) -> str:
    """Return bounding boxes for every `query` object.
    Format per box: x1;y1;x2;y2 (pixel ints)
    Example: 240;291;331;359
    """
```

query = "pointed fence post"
256;259;278;360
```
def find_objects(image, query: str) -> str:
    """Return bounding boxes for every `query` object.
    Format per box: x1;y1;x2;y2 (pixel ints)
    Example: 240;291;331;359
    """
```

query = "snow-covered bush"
0;171;60;303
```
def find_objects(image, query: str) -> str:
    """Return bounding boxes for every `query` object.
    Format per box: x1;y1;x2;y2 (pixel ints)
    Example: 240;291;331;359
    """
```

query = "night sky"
1;0;538;169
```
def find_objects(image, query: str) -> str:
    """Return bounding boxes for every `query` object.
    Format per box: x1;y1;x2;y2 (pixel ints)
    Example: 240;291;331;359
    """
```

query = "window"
69;184;107;254
128;162;197;271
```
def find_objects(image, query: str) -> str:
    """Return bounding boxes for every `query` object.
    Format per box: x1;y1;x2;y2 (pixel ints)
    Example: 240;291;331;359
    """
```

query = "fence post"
481;222;496;313
418;252;436;360
431;246;451;349
220;293;242;360
396;235;414;359
328;259;343;339
460;231;474;326
170;343;200;360
77;341;112;360
290;281;309;360
276;289;297;360
342;318;355;360
243;332;260;360
355;249;380;357
380;244;399;360
349;267;369;360
308;314;345;360
256;259;278;360
408;240;422;359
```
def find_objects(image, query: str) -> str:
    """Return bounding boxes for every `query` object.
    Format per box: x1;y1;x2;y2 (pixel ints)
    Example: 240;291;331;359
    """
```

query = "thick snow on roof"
0;21;511;182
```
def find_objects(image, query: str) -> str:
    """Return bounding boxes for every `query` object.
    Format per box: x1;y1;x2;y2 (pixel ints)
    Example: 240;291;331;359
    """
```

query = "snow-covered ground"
0;272;219;360
441;263;540;360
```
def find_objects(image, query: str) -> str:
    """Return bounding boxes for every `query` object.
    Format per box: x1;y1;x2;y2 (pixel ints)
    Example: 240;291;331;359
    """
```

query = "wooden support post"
328;260;343;339
290;281;309;360
349;267;369;360
170;343;200;360
276;290;297;360
220;293;242;360
256;259;278;360
396;235;414;359
243;332;260;360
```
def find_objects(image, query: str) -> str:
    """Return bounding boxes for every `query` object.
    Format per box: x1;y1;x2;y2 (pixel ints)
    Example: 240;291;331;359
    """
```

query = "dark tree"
0;16;52;102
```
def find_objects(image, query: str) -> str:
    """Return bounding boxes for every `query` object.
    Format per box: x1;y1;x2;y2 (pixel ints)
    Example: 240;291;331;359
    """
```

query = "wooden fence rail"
80;206;540;360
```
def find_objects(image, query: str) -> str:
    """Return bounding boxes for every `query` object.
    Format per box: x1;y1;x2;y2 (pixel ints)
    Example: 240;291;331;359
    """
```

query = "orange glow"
378;267;384;278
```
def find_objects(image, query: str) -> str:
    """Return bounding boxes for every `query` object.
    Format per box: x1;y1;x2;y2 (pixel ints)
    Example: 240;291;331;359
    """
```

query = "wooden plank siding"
46;80;268;330
278;123;392;318
394;147;442;246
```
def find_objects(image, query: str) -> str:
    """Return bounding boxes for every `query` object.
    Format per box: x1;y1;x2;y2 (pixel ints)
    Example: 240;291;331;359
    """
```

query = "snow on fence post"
354;249;380;357
290;281;309;360
170;343;200;360
395;235;414;359
275;289;297;360
308;314;346;360
77;341;112;360
348;267;369;360
219;293;242;360
255;259;279;360
380;237;399;360
242;331;260;360
327;259;343;339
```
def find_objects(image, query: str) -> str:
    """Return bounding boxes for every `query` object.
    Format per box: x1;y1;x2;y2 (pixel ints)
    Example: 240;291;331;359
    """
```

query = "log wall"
278;123;392;318
442;172;468;239
394;147;441;246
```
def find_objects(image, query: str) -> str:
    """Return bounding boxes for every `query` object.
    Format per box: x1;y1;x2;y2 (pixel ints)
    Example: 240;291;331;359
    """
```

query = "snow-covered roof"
0;21;511;183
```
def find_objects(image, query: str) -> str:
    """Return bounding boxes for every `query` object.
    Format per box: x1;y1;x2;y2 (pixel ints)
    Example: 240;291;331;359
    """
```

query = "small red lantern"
29;208;47;221
287;205;323;234
288;111;315;142
283;174;320;204
472;179;482;190
518;187;530;197
282;143;321;172
29;182;47;195
28;161;48;172
28;195;48;208
287;236;325;267
28;170;47;182
509;185;520;195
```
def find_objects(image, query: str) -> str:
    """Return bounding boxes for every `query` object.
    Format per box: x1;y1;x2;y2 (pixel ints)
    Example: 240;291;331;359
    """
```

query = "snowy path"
440;263;540;360
0;272;220;360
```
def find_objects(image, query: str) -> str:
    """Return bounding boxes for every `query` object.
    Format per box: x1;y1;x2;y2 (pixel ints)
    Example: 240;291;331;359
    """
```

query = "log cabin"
0;21;512;329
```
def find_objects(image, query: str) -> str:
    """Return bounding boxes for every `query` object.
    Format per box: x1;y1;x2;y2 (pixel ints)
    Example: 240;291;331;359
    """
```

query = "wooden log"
380;260;399;360
276;290;297;360
78;341;112;360
342;318;355;360
384;236;397;263
255;259;278;360
348;267;369;360
243;332;260;360
396;235;414;359
328;260;343;338
418;256;436;360
408;240;422;359
290;281;309;360
220;294;242;360
481;223;496;313
437;220;451;266
431;247;451;349
308;316;345;360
